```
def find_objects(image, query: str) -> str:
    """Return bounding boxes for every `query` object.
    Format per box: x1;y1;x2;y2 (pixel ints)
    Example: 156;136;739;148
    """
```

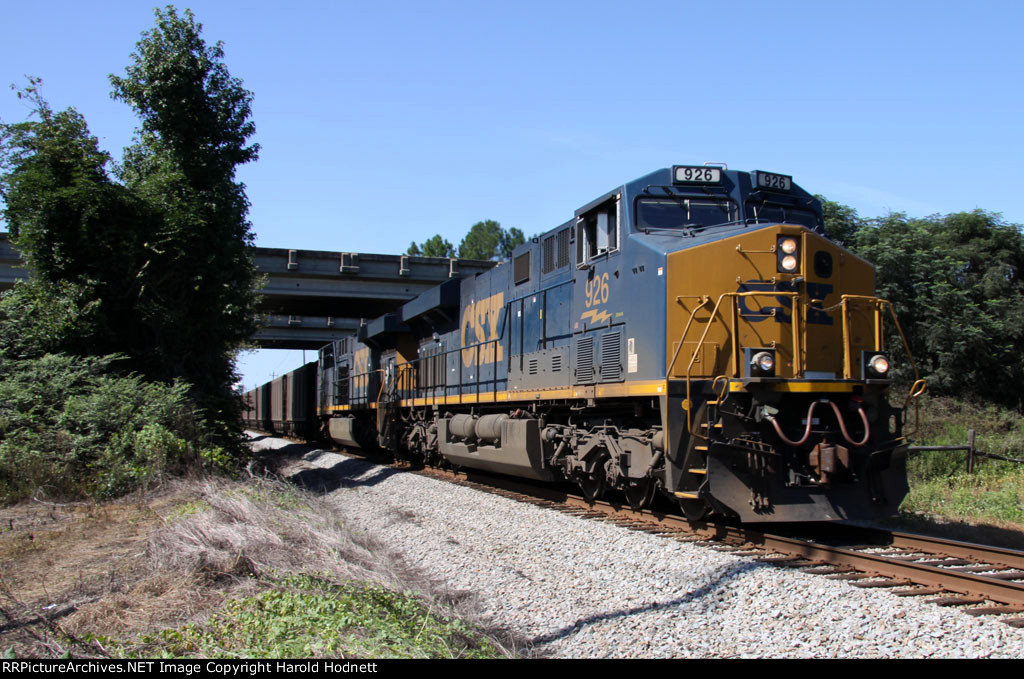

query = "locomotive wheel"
578;465;607;502
623;479;656;511
678;496;709;522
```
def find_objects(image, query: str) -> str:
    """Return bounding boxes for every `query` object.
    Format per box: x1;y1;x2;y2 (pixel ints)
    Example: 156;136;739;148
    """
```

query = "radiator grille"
542;236;555;274
556;228;570;268
576;336;595;383
600;331;622;382
514;252;530;285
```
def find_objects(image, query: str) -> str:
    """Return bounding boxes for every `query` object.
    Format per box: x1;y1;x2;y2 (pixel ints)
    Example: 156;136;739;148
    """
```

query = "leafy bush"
0;354;228;502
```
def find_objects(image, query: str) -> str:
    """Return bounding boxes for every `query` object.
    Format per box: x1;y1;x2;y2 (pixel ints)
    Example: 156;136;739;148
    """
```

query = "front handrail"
675;291;922;438
823;295;920;381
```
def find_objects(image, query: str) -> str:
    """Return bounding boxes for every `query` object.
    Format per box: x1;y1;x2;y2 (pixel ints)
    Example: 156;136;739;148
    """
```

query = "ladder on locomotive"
376;366;401;450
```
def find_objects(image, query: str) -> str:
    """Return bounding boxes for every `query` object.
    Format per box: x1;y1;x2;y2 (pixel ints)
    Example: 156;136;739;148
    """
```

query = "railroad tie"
926;596;988;607
851;579;914;589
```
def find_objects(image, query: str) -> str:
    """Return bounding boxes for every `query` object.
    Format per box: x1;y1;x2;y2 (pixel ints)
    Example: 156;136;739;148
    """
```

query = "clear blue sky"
3;1;1023;389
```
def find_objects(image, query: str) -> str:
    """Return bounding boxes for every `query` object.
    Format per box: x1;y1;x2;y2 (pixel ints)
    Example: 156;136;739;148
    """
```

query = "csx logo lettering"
461;292;504;367
736;281;834;325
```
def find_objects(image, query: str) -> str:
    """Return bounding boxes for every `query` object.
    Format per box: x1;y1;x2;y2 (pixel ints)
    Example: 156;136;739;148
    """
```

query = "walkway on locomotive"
320;166;900;414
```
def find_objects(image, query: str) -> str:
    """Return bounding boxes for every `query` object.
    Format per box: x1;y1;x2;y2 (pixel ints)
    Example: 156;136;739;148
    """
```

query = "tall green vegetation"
109;7;260;399
407;234;456;257
820;199;1024;409
856;210;1024;406
0;7;258;499
1;7;258;405
0;354;229;500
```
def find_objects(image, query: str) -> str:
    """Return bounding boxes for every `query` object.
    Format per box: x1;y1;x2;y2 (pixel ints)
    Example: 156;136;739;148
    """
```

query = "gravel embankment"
252;435;1024;658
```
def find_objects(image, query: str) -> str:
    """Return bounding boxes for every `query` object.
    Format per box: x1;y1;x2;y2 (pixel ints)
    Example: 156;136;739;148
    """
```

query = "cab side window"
576;197;619;268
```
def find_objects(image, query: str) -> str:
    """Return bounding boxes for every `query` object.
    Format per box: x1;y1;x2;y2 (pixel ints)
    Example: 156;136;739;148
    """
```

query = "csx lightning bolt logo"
580;272;612;324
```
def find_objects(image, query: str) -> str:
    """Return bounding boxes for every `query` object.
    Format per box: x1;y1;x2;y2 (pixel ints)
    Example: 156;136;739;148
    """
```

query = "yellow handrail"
679;291;803;434
666;295;711;377
827;295;920;382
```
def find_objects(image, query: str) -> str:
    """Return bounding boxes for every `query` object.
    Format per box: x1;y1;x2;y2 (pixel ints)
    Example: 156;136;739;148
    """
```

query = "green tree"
109;6;261;407
0;83;151;361
457;220;524;260
816;196;865;244
853;210;1024;406
1;7;260;437
407;234;455;257
500;226;526;258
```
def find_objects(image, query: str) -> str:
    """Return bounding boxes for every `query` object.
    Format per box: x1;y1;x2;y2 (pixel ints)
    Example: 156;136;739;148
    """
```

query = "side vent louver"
556;228;570;268
542;236;555;274
576;336;595;383
600;331;622;382
514;252;530;285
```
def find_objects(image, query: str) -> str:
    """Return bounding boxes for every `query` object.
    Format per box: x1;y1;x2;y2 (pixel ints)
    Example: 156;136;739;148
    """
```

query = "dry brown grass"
0;490;179;657
146;479;389;583
1;472;517;658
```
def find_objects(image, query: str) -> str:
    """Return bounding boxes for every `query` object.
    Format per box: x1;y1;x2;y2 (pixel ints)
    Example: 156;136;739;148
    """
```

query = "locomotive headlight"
777;236;800;273
862;351;892;380
747;349;777;378
753;351;775;373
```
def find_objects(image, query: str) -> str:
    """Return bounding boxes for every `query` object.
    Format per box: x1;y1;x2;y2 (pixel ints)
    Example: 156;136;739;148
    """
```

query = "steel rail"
887;531;1024;572
743;532;1024;607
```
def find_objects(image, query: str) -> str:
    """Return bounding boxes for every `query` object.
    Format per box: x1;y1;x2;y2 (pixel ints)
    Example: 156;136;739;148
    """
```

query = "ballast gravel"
253;436;1024;658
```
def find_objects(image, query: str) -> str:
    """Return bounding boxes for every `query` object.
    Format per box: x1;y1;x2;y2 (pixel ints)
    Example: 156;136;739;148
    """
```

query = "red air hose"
767;400;870;448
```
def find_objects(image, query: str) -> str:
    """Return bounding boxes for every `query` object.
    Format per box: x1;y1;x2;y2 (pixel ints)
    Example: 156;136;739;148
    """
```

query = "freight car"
243;361;318;439
253;165;926;523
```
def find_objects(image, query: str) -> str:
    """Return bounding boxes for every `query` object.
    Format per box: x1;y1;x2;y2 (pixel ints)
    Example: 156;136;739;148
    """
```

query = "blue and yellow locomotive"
314;165;923;522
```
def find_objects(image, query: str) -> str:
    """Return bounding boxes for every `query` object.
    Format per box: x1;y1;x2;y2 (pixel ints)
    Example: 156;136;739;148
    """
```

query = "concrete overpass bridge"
0;233;497;350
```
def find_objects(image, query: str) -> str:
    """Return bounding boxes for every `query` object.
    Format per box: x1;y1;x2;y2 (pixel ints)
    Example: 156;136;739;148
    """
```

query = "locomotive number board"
673;166;722;184
754;171;793;191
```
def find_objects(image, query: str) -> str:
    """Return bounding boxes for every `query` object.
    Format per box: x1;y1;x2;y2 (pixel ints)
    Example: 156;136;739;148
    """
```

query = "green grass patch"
124;576;504;659
163;499;210;522
902;465;1024;524
901;396;1024;525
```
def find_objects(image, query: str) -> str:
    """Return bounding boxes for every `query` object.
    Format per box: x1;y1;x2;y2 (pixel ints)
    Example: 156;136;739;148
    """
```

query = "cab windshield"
636;198;737;230
746;202;820;230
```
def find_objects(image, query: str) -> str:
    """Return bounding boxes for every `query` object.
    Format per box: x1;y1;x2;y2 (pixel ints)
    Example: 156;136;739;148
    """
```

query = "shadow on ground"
287;457;403;494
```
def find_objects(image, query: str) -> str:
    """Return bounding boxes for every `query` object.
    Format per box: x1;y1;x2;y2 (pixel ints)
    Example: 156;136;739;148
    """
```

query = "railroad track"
408;463;1024;628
